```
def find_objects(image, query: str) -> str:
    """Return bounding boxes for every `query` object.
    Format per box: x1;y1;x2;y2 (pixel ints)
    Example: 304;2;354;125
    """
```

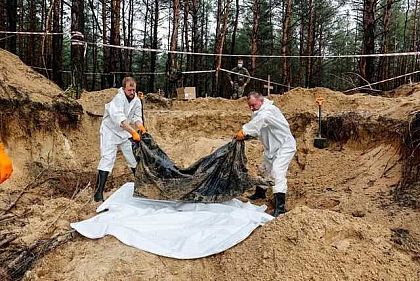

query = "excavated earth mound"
0;49;419;280
0;50;82;139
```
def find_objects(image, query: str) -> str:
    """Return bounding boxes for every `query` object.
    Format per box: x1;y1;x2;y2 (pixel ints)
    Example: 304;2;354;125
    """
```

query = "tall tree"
110;0;121;85
250;0;261;76
0;2;5;49
6;0;17;53
281;0;292;89
359;0;377;85
121;0;134;74
71;0;85;98
305;0;315;87
182;0;190;83
166;0;180;97
378;0;392;88
26;0;37;66
148;0;159;92
52;0;63;87
213;0;232;97
399;0;411;84
297;0;306;85
102;0;110;89
190;0;201;88
230;0;240;66
412;0;419;75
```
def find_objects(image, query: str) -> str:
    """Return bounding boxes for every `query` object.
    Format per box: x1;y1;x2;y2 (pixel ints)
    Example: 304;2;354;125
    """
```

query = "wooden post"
263;74;273;95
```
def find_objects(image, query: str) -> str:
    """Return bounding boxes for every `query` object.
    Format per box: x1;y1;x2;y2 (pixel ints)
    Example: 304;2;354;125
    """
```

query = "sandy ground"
0;50;419;280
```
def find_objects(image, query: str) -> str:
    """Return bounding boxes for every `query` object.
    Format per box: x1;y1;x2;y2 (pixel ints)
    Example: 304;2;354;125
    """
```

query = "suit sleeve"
242;112;268;137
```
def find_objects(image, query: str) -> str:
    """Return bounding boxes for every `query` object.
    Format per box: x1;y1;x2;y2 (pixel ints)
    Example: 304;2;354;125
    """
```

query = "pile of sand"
215;206;419;280
23;207;419;280
0;49;419;280
0;50;61;102
0;50;82;143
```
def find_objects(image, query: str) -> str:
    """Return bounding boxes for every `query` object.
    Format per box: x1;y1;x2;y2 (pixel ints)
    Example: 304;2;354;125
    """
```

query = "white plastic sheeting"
71;183;273;259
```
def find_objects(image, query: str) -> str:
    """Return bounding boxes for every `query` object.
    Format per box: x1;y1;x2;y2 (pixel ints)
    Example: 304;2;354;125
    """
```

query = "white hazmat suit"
97;87;143;172
242;98;296;194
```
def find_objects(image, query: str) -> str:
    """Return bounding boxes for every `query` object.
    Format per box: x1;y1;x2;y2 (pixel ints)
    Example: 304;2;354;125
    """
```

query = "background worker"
94;77;146;202
0;143;13;184
235;91;296;217
227;58;250;99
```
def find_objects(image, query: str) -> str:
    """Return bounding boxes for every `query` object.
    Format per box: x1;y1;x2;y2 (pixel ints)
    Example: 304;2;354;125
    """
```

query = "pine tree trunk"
191;0;199;91
166;0;180;98
122;0;127;74
399;0;410;86
201;1;209;95
413;0;419;80
230;0;240;66
6;0;17;53
52;0;63;88
27;0;36;66
213;0;231;97
318;19;325;86
281;0;292;90
148;0;159;93
91;0;98;90
102;0;110;88
183;0;190;84
129;0;134;72
305;0;314;87
0;3;6;49
378;0;392;90
250;0;261;76
110;0;121;86
17;0;24;58
359;0;376;86
71;0;85;98
141;0;149;74
298;9;305;86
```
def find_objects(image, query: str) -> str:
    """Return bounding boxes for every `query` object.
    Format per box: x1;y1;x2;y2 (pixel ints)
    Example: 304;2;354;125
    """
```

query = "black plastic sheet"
132;133;254;202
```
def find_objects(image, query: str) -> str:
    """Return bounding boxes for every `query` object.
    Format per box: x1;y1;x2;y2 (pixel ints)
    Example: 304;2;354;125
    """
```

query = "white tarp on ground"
71;182;274;259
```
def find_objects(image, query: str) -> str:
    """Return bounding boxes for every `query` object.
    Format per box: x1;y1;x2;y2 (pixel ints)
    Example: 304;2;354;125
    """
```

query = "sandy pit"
0;49;419;281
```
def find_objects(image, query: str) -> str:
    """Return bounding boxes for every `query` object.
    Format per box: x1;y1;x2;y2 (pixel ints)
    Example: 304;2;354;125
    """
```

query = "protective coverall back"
242;98;296;193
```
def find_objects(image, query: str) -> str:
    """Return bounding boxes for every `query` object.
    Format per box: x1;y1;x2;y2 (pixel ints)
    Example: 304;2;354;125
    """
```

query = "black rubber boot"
94;170;109;202
247;185;267;200
272;192;286;217
131;167;136;176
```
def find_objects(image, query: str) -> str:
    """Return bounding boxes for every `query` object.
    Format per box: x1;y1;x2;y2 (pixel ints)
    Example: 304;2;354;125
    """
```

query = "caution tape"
5;30;420;59
0;31;65;35
344;70;420;92
88;41;420;59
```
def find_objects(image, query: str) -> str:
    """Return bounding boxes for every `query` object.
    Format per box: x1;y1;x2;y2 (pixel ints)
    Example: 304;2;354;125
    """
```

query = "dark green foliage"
2;0;420;94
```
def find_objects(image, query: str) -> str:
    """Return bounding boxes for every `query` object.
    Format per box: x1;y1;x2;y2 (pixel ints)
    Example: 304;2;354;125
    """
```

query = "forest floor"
0;49;419;280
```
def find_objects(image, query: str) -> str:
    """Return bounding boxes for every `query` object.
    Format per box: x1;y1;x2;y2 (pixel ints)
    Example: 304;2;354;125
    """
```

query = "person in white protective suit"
235;91;296;216
94;77;146;202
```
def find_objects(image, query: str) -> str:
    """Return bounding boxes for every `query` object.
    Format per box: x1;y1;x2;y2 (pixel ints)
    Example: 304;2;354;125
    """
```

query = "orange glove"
131;131;141;142
235;130;246;141
137;124;147;135
0;143;13;184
